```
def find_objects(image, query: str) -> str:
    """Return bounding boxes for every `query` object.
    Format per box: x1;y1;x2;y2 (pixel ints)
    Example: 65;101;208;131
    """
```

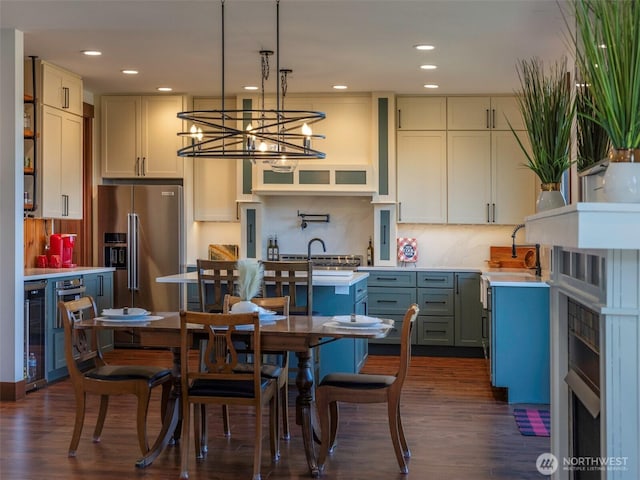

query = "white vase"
602;162;640;203
536;183;566;212
230;300;259;313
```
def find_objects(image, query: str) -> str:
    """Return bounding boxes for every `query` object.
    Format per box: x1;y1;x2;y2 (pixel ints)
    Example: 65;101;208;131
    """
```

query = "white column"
0;29;25;388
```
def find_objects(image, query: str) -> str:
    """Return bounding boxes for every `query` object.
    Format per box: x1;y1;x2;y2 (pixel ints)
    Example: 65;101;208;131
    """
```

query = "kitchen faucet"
308;238;326;260
511;224;525;258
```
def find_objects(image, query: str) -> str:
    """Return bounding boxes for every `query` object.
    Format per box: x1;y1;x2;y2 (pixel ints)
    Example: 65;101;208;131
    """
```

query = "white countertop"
358;266;481;273
156;270;369;288
24;266;116;281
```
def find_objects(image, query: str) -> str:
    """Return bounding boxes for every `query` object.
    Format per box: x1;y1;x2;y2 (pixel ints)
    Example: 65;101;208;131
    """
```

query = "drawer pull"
425;300;447;304
426;329;447;335
375;276;398;281
377;299;398;304
423;278;447;282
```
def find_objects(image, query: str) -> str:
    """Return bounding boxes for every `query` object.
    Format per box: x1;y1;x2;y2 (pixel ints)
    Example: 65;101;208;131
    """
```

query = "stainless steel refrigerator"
98;185;183;319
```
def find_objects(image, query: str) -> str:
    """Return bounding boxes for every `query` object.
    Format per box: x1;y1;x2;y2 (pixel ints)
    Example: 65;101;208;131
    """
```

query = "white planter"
230;300;259;313
536;190;566;212
602;162;640;203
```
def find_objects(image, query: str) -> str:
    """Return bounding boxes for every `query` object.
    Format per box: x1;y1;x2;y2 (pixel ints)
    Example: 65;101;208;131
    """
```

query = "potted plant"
510;56;575;212
572;0;640;202
231;259;264;313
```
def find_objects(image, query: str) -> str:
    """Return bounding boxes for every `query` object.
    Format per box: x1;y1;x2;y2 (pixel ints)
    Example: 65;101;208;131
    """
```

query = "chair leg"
222;404;231;437
280;382;290;440
316;388;331;470
252;402;263;480
180;402;192;480
328;401;339;452
135;391;152;455
69;391;87;456
396;402;410;458
269;394;280;461
193;404;204;459
387;398;409;474
93;394;109;443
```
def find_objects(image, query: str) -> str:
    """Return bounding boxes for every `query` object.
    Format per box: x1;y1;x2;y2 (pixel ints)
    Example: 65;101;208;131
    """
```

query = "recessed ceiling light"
420;64;437;70
423;84;439;89
82;50;102;56
157;87;173;92
244;86;259;91
332;85;348;90
121;69;138;75
414;44;435;51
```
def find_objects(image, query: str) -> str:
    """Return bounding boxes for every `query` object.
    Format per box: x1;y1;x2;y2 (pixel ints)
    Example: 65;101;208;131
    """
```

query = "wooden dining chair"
179;310;279;480
225;295;291;439
59;296;173;457
261;260;313;315
316;304;420;474
196;259;239;313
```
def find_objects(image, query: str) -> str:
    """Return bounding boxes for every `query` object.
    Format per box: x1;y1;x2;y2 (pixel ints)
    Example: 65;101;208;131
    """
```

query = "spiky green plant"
572;0;640;151
237;259;263;300
510;57;575;184
576;85;610;170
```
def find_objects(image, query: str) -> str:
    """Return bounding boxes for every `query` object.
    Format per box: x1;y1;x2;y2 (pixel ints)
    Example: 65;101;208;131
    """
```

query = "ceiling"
1;0;573;97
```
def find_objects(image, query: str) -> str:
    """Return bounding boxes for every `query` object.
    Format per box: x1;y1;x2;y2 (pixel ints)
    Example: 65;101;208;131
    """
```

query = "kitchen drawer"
354;281;368;303
369;314;418;344
417;271;454;288
417;316;454;346
417;288;454;316
368;287;417;315
367;271;416;288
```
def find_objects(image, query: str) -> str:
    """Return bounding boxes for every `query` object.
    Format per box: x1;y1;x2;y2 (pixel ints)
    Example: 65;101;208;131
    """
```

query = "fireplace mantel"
524;202;640;480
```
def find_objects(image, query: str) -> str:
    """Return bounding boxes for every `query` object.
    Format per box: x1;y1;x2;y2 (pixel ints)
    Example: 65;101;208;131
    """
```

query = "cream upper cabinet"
192;97;238;222
397;130;447;223
396;96;447;130
101;95;185;178
447;130;535;224
40;105;83;219
447;96;525;131
41;61;83;116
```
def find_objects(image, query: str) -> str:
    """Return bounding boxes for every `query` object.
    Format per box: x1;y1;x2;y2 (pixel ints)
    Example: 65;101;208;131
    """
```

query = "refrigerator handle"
24;299;30;363
131;213;139;290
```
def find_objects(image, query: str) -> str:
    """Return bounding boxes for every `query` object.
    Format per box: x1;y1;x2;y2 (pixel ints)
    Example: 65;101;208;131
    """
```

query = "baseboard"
0;380;26;402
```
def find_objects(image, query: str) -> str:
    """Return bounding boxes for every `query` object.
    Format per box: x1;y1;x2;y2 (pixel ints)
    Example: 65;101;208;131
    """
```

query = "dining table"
76;311;392;477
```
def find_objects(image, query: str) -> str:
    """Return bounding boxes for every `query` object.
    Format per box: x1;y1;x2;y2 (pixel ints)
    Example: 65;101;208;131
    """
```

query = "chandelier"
177;0;325;171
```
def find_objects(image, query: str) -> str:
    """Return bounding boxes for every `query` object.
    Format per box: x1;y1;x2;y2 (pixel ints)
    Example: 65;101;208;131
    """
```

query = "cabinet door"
141;95;184;178
454;273;483;347
101;95;140;177
84;273;114;351
192;97;238;221
447;97;491;130
397;131;447;223
42;62;83;116
491;131;536;224
447;131;492;223
41;106;83;219
491;97;525;131
397;96;446;130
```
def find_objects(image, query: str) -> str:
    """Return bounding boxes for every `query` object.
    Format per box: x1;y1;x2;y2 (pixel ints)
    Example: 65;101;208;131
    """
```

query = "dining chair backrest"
395;303;419;390
59;296;103;379
261;260;313;315
196;259;239;313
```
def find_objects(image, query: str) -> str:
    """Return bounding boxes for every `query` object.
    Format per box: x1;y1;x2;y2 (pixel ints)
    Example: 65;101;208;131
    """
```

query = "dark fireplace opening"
571;392;601;480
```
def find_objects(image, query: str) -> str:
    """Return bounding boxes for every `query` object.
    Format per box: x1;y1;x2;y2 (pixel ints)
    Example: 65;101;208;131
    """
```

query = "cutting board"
489;246;536;269
208;244;239;261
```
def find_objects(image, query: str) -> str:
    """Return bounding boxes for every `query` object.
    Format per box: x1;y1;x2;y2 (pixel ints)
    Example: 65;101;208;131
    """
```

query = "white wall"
0;29;24;385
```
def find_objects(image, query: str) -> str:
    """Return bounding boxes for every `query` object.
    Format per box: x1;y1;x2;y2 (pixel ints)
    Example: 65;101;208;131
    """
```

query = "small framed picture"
397;238;418;263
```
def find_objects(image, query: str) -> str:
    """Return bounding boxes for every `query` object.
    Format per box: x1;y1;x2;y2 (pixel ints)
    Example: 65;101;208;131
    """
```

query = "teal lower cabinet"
417;272;454;346
453;272;483;347
84;272;115;351
367;271;417;345
185;266;201;311
491;285;550;404
417;316;453;345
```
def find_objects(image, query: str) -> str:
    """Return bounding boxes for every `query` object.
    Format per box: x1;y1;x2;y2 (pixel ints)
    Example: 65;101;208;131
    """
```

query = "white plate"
259;314;287;322
332;315;383;327
323;321;393;331
98;315;164;325
101;307;150;320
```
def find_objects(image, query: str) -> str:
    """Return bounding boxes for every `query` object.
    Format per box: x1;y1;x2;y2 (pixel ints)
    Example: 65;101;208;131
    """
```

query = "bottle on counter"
27;352;37;381
367;237;374;266
267;236;274;261
273;235;280;261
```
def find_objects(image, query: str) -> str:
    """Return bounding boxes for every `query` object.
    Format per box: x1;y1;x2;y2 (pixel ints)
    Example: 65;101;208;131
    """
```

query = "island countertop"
156;270;369;288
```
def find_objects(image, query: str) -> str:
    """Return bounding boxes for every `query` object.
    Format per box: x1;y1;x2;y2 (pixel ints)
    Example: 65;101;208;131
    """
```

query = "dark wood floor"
0;350;549;479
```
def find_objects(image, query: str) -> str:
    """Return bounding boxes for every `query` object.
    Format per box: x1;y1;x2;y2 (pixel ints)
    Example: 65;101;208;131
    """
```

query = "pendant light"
176;0;325;167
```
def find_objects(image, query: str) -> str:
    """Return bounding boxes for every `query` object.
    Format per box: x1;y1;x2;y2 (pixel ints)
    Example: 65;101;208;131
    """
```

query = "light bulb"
301;123;312;136
259;141;268;152
190;124;198;138
196;127;203;141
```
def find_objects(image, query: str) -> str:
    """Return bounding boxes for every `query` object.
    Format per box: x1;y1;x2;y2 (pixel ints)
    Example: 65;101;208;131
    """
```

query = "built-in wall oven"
24;280;47;392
